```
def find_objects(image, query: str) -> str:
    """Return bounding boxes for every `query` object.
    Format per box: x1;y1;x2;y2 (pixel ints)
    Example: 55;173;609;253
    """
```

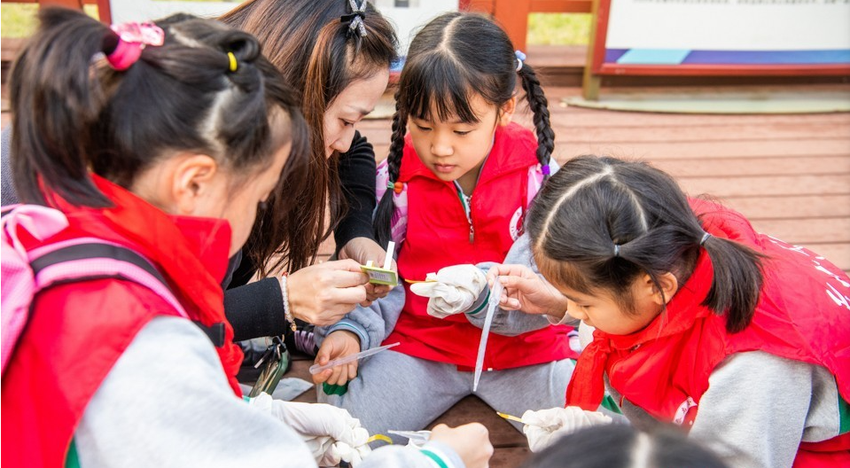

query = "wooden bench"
287;356;531;467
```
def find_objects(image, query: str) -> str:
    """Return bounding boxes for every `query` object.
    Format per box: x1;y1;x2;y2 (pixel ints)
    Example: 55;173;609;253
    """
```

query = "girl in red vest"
1;8;489;468
313;12;580;442
506;155;850;467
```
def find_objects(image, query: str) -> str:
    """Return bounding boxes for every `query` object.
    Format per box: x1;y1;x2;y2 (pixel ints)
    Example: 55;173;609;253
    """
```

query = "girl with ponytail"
313;12;579;442
504;155;850;467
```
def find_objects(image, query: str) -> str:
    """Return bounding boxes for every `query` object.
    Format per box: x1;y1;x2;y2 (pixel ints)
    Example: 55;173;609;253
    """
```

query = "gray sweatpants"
318;350;575;443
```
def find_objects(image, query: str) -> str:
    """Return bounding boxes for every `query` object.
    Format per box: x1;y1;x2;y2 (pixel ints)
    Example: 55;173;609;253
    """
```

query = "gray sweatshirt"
75;316;465;468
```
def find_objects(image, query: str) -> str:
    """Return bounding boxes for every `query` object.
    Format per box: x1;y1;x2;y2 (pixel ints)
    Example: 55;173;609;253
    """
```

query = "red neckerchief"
49;175;244;396
566;252;715;409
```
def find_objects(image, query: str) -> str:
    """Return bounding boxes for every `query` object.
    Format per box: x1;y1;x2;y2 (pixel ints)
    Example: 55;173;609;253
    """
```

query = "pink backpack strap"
1;205;192;375
376;159;408;245
29;239;189;319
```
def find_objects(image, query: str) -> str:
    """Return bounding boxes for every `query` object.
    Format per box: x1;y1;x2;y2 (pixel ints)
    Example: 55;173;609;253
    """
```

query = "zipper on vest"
454;181;474;244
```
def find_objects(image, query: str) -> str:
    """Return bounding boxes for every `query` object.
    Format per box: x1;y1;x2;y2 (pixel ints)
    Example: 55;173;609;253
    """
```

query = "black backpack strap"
30;243;165;283
31;242;227;348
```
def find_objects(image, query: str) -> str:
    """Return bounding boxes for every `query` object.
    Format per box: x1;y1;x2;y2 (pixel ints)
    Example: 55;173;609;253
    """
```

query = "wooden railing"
460;0;593;51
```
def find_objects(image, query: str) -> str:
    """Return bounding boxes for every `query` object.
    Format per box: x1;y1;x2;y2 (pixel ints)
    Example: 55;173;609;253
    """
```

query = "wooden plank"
555;123;850;143
748;218;850;244
554;139;850;161
678;174;850;198
530;0;593;13
493;0;531;51
547;109;850;128
651;156;850;178
425;395;528;448
719;195;850;220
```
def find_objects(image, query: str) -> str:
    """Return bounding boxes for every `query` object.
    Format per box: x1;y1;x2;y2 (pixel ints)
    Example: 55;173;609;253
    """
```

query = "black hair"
11;7;308;218
527;155;764;333
373;11;555;248
520;425;729;468
222;0;398;274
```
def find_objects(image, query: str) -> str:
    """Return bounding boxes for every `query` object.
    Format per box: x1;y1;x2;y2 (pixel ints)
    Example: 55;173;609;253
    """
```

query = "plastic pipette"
497;411;561;431
473;279;503;392
388;430;431;444
309;342;399;374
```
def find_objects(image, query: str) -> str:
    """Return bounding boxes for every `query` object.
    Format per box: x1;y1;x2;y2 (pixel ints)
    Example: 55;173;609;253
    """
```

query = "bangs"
402;53;480;124
534;249;595;296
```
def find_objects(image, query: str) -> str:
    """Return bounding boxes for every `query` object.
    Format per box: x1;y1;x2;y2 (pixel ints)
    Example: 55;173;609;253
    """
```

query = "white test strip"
383;241;395;270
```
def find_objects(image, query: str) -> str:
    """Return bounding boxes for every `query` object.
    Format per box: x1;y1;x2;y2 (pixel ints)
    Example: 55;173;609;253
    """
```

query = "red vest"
384;123;576;369
2;176;244;468
567;199;850;465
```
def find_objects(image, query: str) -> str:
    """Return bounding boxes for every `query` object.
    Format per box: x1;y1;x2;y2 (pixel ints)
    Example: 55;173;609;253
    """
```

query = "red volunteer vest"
567;199;850;466
384;123;576;369
2;176;244;468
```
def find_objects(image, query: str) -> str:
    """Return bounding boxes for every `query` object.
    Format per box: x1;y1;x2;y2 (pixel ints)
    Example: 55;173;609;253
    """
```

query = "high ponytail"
373;87;407;248
11;7;113;206
518;63;555;173
700;235;764;332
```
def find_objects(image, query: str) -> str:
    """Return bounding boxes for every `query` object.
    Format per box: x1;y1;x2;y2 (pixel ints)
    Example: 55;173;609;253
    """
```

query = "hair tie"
341;0;368;37
699;232;712;246
515;50;526;72
541;164;551;175
107;21;164;71
227;52;238;72
393;181;403;194
613;244;620;258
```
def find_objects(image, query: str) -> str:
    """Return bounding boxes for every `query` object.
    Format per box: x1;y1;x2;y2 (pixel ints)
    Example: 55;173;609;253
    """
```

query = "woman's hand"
338;237;395;306
429;423;493;468
312;331;361;385
286;259;368;326
487;264;569;318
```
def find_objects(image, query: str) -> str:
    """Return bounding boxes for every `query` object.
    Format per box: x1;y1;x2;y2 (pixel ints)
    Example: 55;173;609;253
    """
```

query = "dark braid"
518;64;555;174
373;87;407;248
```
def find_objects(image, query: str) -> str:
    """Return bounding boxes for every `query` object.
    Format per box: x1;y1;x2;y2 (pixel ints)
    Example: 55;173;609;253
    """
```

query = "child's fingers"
312;368;332;385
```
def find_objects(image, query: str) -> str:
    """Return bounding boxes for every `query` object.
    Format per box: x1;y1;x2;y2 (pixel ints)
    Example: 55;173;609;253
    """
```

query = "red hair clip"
107;22;165;71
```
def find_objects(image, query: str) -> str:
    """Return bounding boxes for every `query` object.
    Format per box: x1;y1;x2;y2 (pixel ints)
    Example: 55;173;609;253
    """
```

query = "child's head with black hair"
527;155;764;335
373;11;555;248
520;424;729;468
11;8;308;256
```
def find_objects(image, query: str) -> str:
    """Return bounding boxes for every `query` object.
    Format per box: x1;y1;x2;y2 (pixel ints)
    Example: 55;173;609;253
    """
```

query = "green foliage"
2;4;98;38
527;13;591;46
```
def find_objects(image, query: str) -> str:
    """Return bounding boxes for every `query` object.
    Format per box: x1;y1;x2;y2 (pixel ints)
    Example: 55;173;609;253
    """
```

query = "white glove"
409;264;487;318
250;393;372;466
522;406;613;453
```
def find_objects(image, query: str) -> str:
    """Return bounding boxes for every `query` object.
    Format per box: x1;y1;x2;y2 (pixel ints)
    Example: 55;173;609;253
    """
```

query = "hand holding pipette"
311;342;399;385
486;263;571;317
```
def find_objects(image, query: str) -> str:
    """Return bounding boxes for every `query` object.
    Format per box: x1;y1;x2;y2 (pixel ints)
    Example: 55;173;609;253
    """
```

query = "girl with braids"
502;156;850;467
2;8;490;468
314;12;578;441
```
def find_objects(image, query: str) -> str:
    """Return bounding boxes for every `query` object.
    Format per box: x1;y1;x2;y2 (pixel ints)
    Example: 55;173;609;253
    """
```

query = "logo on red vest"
673;396;697;426
510;206;523;241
